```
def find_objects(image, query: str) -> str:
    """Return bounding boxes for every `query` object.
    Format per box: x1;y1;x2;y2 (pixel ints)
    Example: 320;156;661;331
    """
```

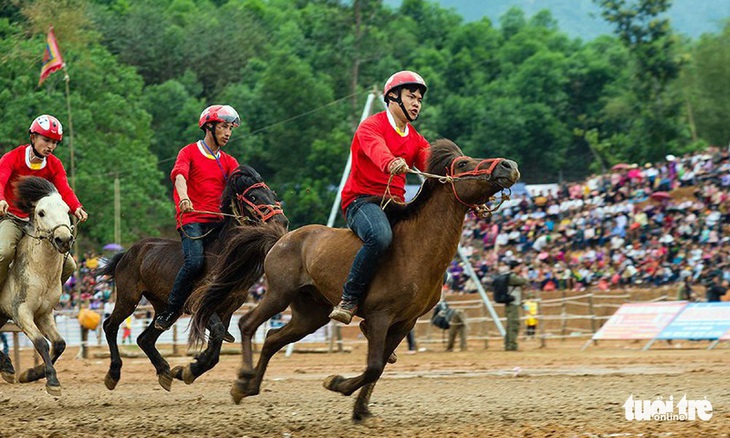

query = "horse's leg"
324;316;411;398
0;316;14;383
136;319;173;391
351;321;414;422
14;308;61;396
20;312;66;388
171;312;225;384
103;296;139;390
231;294;331;404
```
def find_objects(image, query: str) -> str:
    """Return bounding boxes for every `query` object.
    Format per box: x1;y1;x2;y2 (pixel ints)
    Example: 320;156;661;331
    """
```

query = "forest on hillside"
0;0;727;245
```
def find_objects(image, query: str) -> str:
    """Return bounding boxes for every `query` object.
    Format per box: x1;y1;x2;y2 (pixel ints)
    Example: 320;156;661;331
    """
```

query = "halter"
382;155;512;219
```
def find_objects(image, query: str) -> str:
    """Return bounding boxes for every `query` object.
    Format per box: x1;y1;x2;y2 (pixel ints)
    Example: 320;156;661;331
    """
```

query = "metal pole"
457;246;505;337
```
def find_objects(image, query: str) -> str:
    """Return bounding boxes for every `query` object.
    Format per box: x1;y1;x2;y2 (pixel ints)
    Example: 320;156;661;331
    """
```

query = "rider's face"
390;88;423;123
31;134;60;157
215;122;234;147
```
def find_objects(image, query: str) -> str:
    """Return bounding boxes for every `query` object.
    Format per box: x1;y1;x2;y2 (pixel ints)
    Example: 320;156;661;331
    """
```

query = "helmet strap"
29;136;45;160
205;123;222;149
387;88;416;123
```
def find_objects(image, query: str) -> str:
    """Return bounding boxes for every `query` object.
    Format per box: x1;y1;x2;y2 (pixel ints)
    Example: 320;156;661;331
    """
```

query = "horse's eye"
38;210;45;218
458;161;467;168
249;195;257;202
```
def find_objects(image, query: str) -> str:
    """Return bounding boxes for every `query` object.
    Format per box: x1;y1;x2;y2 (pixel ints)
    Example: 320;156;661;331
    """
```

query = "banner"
656;302;730;340
39;26;65;85
592;302;687;340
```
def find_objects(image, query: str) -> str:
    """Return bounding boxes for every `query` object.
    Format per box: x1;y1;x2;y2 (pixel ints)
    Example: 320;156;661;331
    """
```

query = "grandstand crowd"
447;147;730;301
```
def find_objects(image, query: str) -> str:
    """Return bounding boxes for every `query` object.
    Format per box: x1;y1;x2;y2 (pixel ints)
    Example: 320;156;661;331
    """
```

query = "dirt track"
0;339;728;437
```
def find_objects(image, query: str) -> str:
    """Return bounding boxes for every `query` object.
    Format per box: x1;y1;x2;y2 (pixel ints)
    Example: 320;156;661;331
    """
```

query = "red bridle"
236;182;284;223
446;156;510;218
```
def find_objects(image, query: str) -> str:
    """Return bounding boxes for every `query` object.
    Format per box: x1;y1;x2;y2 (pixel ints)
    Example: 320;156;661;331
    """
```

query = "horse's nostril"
54;237;63;246
500;161;513;170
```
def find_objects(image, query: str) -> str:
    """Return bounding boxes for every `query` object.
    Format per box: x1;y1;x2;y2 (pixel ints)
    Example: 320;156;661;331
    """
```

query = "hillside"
383;0;728;40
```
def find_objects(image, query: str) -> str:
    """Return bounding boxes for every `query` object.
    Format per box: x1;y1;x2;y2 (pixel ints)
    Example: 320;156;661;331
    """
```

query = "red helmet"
29;115;63;142
383;70;427;100
198;105;241;128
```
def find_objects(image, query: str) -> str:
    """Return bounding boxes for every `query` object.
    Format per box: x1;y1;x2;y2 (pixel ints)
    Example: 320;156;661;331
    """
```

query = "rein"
381;156;512;218
178;181;284;240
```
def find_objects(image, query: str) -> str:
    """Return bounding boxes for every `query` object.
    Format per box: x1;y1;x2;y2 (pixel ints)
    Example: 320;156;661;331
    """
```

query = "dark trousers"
342;199;393;303
167;223;215;314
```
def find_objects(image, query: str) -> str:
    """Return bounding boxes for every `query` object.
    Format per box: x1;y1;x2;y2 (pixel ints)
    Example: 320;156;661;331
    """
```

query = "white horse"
0;176;74;396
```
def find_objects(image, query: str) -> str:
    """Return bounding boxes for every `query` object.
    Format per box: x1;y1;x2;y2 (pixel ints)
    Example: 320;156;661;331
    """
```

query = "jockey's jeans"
166;222;208;315
0;218;75;288
342;198;393;304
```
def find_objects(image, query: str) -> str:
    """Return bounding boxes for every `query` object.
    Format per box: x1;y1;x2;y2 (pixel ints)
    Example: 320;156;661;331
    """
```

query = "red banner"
39;26;65;85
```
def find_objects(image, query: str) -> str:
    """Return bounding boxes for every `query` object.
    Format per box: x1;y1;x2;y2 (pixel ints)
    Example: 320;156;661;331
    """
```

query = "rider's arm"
0;149;16;203
413;135;431;171
174;174;190;203
50;157;83;213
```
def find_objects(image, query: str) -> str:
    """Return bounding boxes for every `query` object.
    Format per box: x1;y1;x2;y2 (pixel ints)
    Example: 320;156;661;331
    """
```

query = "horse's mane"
219;164;264;216
381;139;464;223
14;176;58;214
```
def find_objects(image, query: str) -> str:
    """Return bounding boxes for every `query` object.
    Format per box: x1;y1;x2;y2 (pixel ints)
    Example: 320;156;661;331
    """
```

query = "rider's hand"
179;198;193;213
0;200;8;216
388;157;409;175
74;207;88;222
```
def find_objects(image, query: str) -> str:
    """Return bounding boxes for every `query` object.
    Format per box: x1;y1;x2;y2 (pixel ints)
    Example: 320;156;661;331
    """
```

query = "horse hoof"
171;366;184;381
46;384;62;397
353;409;374;423
387;352;398;364
1;371;15;384
18;370;31;384
104;373;118;391
158;372;173;392
182;366;197;385
231;381;246;404
323;374;344;393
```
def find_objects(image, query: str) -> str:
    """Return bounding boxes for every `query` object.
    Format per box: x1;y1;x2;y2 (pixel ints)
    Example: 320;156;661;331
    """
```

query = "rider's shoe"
329;300;358;325
223;331;235;343
154;311;178;331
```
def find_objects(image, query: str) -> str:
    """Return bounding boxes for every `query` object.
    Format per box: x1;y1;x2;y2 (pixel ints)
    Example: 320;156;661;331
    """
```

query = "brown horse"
97;165;287;391
189;140;519;421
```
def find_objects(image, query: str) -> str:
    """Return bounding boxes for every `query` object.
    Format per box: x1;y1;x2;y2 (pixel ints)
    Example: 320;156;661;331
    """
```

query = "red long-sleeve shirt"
170;141;239;228
0;145;82;219
341;111;430;212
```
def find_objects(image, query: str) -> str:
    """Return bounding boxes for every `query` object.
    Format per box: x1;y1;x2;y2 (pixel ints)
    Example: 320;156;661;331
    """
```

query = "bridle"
382;155;512;218
178;180;284;239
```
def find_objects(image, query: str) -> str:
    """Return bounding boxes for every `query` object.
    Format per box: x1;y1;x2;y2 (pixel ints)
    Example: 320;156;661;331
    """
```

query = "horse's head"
427;139;520;216
14;176;74;253
221;165;289;228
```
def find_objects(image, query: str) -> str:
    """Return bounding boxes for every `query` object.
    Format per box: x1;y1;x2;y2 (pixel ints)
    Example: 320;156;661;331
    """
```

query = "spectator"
505;260;527;351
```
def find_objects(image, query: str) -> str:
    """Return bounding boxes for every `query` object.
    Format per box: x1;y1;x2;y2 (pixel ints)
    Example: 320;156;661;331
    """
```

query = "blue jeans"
342;198;393;303
167;222;216;314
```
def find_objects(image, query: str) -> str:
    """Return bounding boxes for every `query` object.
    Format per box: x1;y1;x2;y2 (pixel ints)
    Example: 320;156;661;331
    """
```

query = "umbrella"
650;191;671;201
611;163;631;172
103;243;124;251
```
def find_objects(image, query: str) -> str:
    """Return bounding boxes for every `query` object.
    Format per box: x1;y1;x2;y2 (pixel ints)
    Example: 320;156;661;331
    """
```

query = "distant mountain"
383;0;728;40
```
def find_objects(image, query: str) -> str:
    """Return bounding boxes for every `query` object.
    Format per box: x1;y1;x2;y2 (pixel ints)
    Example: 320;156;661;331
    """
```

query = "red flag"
39;26;65;86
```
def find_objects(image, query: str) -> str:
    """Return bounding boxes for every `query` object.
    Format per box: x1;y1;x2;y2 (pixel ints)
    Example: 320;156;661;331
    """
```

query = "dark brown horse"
97;165;287;391
189;140;519;421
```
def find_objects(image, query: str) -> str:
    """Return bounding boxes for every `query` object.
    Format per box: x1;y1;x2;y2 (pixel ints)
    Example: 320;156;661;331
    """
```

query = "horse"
0;176;75;396
96;165;288;391
189;139;519;421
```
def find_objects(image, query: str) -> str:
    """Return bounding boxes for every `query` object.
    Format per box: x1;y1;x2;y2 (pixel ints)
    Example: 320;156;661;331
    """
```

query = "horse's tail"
95;251;126;279
188;223;287;344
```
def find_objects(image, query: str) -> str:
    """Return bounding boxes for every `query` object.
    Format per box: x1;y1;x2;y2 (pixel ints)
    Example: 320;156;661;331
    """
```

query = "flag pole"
63;68;75;192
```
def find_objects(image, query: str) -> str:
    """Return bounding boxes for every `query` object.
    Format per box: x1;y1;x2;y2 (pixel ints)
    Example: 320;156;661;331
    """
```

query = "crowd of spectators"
59;252;113;311
446;147;730;302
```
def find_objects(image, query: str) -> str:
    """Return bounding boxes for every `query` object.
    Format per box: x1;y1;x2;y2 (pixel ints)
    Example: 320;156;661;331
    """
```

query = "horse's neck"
398;185;471;273
15;233;63;277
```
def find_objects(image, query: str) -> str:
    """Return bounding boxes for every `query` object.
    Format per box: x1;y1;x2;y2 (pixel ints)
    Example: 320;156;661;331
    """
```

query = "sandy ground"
0;339;728;438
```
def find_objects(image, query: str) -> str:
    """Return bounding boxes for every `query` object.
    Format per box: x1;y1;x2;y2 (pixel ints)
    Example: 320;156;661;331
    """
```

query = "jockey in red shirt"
0;115;88;288
330;71;431;324
154;105;241;331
